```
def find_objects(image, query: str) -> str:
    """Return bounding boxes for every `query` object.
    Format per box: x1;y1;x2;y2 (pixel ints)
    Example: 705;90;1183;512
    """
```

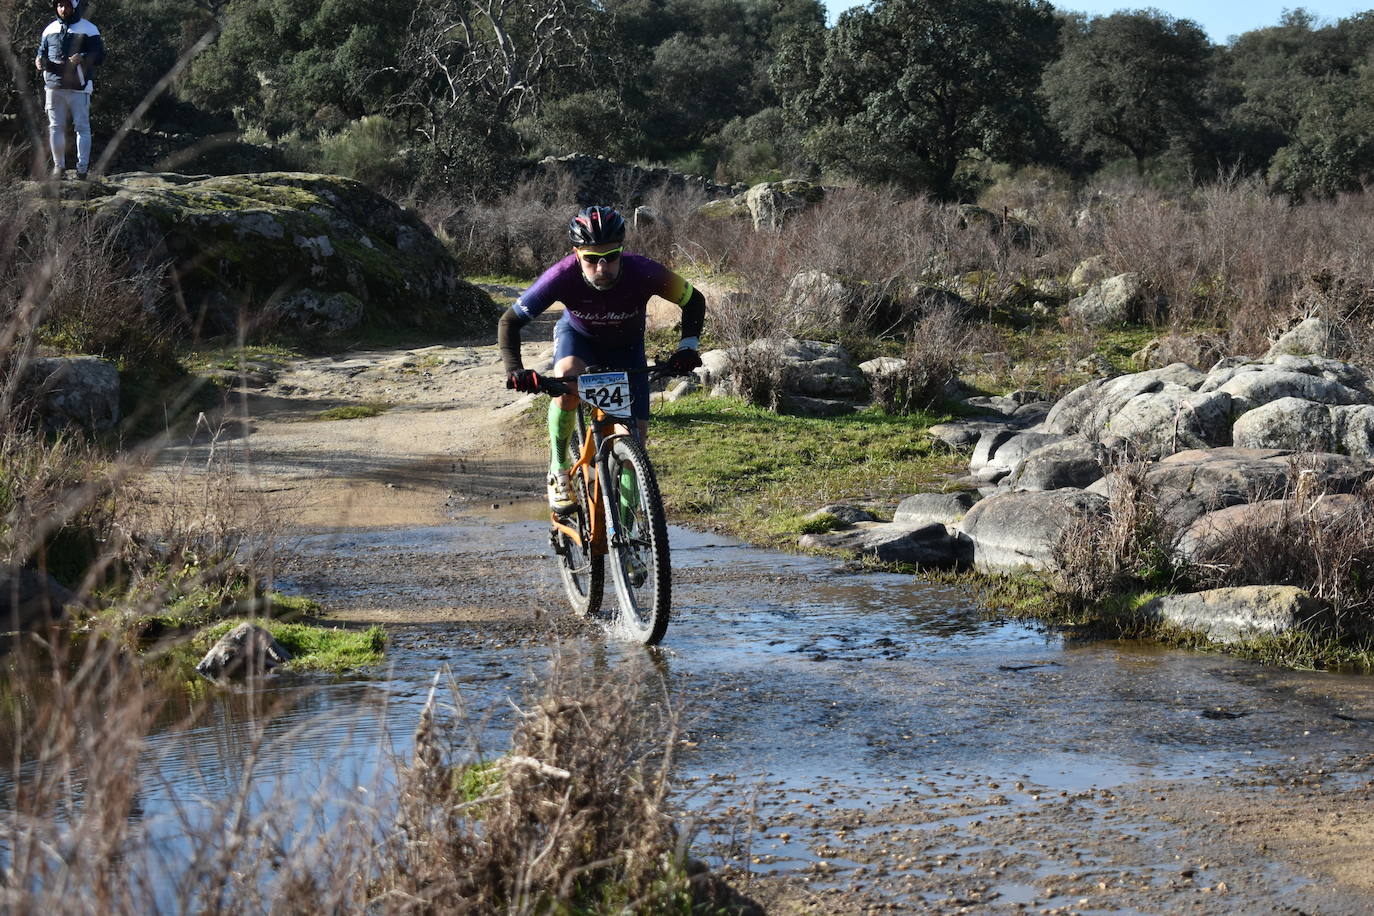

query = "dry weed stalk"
1187;465;1374;628
1052;458;1180;610
379;655;688;913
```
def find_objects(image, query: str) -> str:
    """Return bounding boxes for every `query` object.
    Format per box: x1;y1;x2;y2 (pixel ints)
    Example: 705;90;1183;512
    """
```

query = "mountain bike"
528;364;676;645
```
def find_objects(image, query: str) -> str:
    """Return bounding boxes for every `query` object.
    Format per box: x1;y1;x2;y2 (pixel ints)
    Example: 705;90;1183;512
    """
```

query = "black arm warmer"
497;306;529;373
680;286;706;341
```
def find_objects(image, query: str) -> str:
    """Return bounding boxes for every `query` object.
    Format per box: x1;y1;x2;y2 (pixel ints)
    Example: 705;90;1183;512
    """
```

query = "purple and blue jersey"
511;253;695;343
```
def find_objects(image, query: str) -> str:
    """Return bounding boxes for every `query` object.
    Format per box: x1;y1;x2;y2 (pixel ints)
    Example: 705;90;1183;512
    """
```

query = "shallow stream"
8;510;1374;912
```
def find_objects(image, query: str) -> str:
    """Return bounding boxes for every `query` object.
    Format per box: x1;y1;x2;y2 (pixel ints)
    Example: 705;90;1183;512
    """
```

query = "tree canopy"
774;0;1059;199
1041;10;1213;176
12;0;1374;200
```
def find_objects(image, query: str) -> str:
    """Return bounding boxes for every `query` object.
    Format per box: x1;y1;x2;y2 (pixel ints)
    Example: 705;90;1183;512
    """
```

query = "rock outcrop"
18;356;120;432
1135;586;1331;644
37;172;498;338
196;622;292;679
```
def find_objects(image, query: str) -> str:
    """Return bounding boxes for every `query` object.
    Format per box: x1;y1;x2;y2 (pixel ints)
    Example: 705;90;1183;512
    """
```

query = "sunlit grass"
195;617;387;672
316;401;389;420
649;392;965;546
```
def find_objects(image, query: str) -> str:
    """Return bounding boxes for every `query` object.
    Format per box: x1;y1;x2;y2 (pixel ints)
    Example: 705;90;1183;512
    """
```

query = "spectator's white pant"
45;88;92;171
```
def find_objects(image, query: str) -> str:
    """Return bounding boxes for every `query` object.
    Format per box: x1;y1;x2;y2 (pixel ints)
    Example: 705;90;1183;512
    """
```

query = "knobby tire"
604;435;671;645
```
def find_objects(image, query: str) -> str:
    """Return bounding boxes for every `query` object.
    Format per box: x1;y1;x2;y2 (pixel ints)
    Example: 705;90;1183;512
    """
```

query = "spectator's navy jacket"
36;17;104;92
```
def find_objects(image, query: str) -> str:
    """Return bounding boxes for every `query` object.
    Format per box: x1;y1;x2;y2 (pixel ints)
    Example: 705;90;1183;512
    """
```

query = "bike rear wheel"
552;444;603;618
603;436;671;644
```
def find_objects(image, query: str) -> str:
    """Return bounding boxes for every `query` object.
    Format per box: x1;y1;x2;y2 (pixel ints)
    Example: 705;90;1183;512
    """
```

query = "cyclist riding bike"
498;206;706;514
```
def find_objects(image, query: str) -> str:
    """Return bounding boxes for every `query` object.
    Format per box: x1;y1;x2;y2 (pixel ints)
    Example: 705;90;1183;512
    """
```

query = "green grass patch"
194;617;386;672
466;273;531;288
455;759;502;803
648;393;964;546
316;401;389;420
130;590;321;640
964;324;1174;399
181;342;303;373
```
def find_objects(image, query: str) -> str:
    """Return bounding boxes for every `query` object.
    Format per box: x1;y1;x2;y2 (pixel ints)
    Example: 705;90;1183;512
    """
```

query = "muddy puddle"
7;511;1374;912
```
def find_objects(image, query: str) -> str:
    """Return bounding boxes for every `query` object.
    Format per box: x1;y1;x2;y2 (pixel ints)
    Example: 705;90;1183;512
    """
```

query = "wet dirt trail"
256;511;1374;915
134;334;1374;915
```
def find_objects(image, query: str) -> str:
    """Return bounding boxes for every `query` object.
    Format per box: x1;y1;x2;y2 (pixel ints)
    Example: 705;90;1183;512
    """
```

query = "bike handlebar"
510;362;683;397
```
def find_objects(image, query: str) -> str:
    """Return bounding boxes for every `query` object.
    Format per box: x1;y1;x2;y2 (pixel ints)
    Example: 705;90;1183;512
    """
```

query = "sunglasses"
577;247;622;265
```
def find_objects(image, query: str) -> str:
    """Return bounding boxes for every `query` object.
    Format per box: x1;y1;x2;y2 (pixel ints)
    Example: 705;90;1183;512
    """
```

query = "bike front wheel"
603;436;671;644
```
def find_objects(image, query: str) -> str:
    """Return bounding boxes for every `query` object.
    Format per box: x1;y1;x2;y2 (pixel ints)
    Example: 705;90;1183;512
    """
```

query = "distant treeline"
6;0;1372;200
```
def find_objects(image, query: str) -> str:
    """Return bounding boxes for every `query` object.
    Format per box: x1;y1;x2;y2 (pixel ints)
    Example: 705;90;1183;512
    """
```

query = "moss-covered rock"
32;172;499;340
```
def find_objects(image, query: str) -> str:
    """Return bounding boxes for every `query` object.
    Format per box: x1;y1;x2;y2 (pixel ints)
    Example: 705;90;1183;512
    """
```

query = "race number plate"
578;371;633;418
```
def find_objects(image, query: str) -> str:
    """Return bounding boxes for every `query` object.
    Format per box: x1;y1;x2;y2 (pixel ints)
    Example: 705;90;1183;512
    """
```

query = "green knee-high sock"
548;402;576;472
619;466;638;522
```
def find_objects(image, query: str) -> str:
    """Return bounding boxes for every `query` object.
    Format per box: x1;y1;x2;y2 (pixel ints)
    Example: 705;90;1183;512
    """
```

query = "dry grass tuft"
379;657;689;913
1186;469;1374;630
1052;459;1181;611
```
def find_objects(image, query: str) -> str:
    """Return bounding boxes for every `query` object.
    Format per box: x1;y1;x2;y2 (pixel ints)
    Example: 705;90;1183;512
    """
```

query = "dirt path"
156;312;555;531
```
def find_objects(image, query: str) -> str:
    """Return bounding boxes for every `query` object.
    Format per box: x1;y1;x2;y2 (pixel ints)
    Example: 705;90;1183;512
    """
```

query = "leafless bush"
424;174;581;277
1;642;700;914
870;302;979;414
1187;469;1374;626
377;655;688;912
1052;459;1181;611
430;176;714;280
0;428;117;591
0;633;159;913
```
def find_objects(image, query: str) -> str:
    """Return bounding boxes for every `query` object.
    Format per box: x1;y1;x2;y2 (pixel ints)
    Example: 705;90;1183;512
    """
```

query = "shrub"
1052;459;1181;612
382;656;690;911
1186;468;1374;628
869;302;978;414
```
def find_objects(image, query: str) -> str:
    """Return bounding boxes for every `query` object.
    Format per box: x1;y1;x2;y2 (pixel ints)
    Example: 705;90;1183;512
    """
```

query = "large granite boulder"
1003;438;1104;491
196;622;292;679
1175;493;1363;562
1103;387;1233;457
1092;447;1371;530
893;491;979;528
787;270;858;330
1136;586;1330;644
1045;364;1206;440
957;488;1108;574
800;522;957;567
1065;272;1147;326
18;356;120;431
968;430;1066;482
1265;317;1350;359
745;180;824;230
699;338;867;410
1213;369;1364;415
1333;405;1374;459
1231;398;1335;452
1131;332;1227;371
38;172;498;338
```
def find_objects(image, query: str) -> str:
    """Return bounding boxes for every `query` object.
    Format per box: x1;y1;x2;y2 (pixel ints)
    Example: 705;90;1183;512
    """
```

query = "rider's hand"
666;347;702;376
507;369;543;393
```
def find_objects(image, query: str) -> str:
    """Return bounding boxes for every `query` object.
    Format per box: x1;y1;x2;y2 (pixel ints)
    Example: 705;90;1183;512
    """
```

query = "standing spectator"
34;0;104;179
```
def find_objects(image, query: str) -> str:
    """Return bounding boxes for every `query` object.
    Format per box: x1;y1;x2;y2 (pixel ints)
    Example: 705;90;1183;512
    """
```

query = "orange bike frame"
549;406;624;556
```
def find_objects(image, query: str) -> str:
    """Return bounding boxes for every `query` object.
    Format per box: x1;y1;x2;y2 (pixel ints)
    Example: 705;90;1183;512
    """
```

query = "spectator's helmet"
568;206;626;248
